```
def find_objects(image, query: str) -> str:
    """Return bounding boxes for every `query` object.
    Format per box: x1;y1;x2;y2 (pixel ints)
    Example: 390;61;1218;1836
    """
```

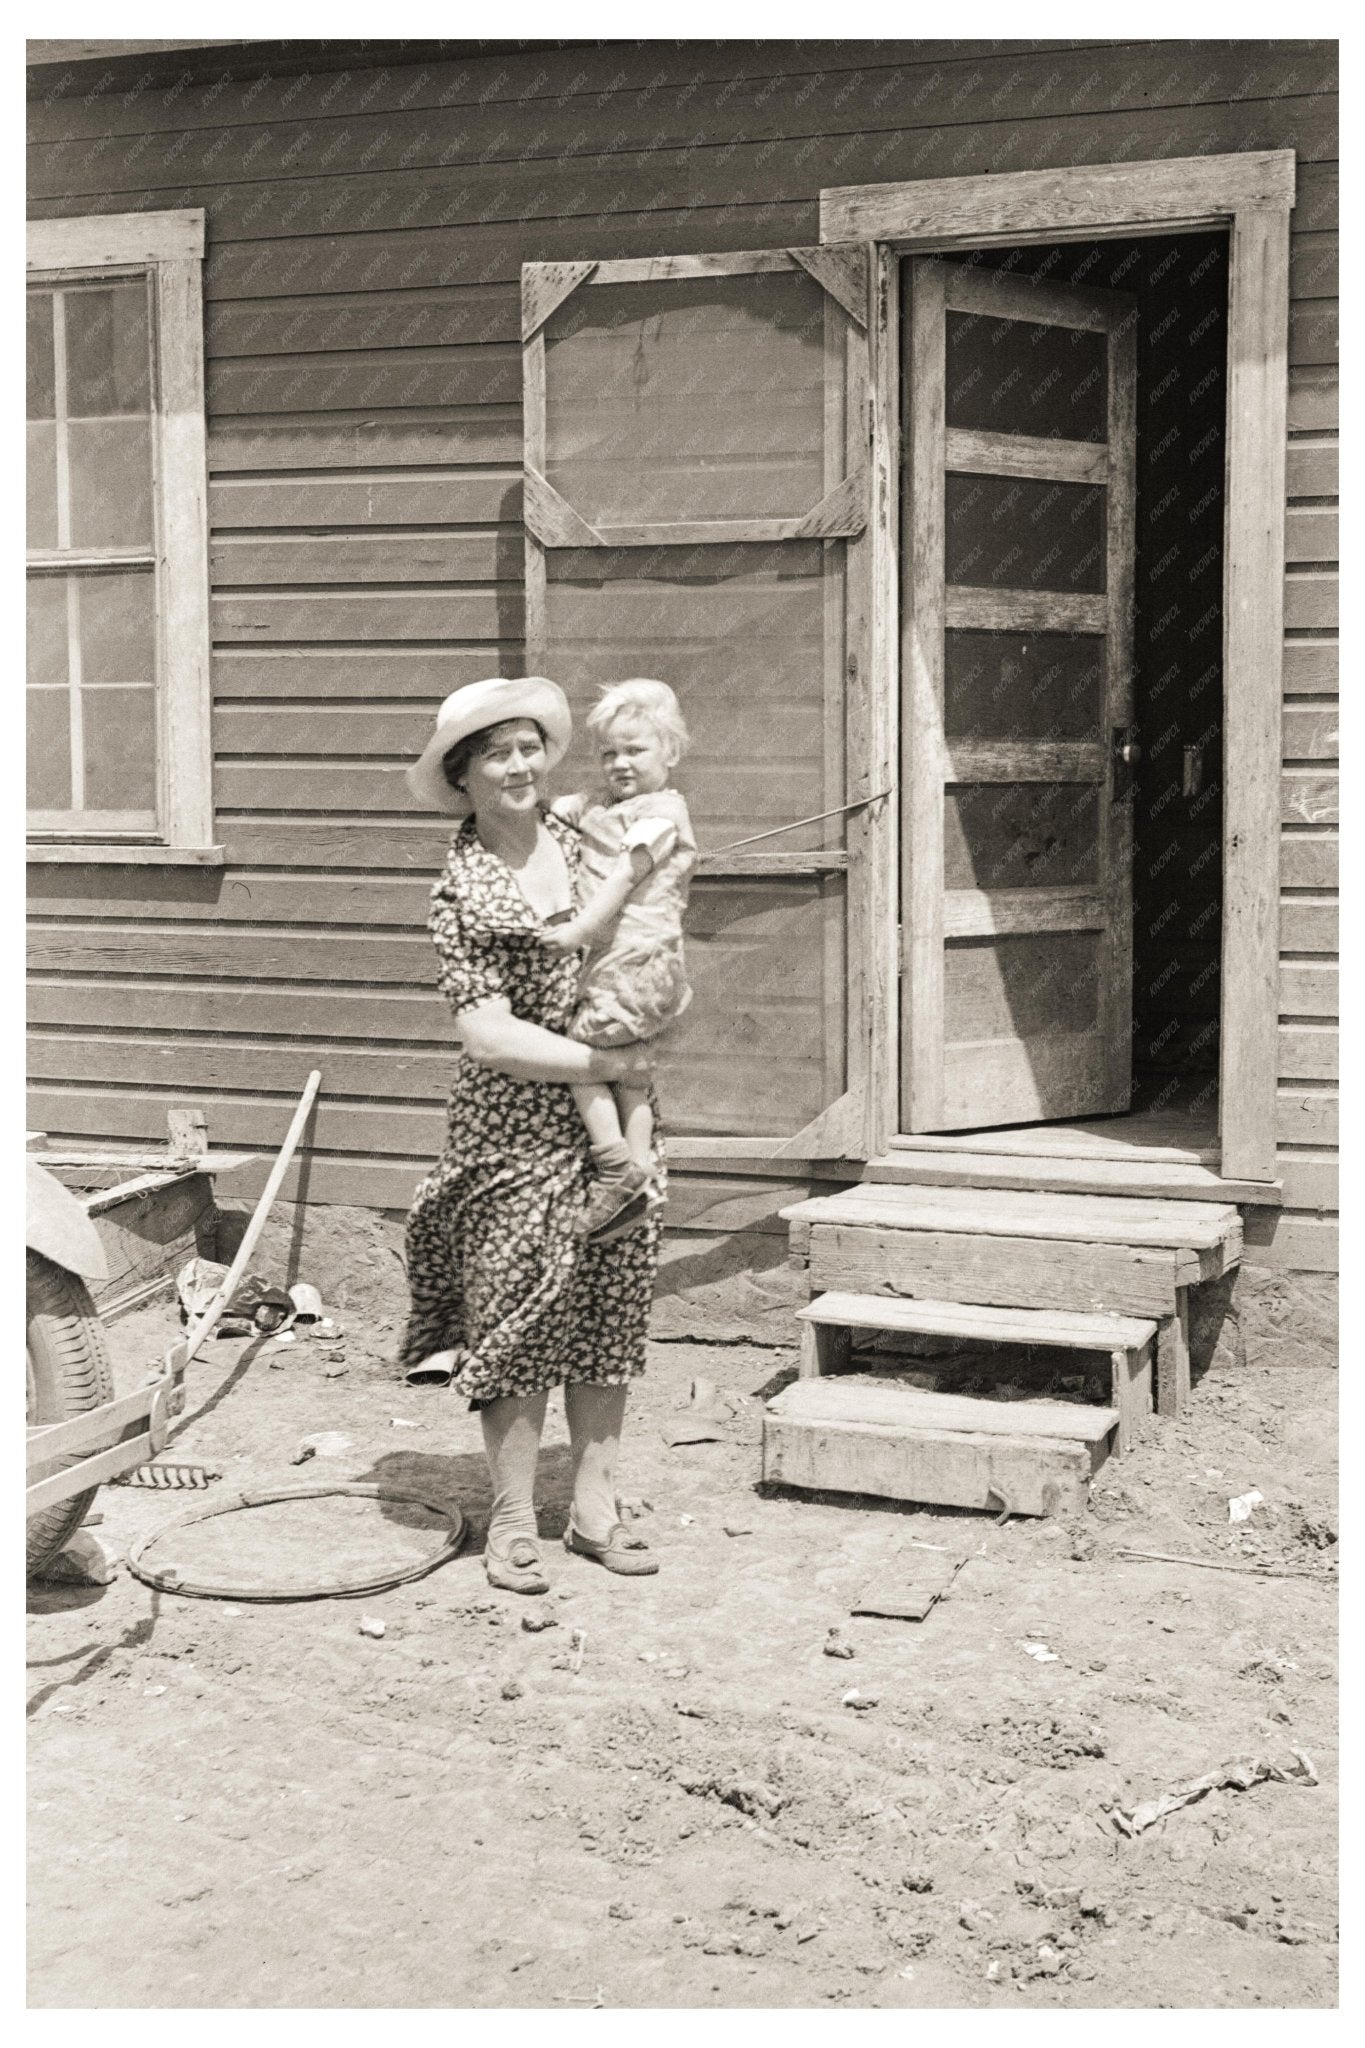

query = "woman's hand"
540;923;585;954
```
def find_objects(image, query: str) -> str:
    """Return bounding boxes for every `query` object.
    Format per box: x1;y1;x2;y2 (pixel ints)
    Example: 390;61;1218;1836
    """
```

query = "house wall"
26;38;1338;1271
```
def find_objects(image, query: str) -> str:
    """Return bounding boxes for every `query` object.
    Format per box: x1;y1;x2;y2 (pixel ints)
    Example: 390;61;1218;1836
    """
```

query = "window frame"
26;208;219;866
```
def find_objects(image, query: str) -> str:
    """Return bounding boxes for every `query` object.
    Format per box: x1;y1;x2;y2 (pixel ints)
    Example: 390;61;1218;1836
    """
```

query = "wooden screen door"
901;258;1138;1133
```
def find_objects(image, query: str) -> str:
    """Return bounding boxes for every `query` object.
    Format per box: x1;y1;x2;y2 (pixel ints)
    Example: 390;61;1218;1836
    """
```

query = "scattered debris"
1229;1489;1265;1523
1112;1750;1318;1836
521;1607;558;1634
271;1331;297;1347
678;1514;695;1527
501;1679;524;1701
291;1431;352;1466
675;1769;785;1819
358;1616;386;1640
841;1689;879;1711
290;1442;316;1467
1116;1548;1331;1579
1020;1642;1059;1663
852;1550;970;1621
823;1627;856;1660
723;1517;754;1537
569;1627;587;1674
322;1363;348;1379
617;1496;651;1521
390;1418;423;1431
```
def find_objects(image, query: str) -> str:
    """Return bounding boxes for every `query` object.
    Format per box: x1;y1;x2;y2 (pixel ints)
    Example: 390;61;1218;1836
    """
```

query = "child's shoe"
576;1162;649;1240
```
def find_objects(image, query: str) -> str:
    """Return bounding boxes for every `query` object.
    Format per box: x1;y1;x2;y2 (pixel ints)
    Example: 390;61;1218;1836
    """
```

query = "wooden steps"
864;1147;1280;1206
797;1290;1155;1452
781;1182;1244;1419
762;1376;1117;1517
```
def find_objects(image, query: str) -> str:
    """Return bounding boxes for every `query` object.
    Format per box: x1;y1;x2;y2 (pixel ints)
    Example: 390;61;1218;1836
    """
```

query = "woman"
400;676;662;1594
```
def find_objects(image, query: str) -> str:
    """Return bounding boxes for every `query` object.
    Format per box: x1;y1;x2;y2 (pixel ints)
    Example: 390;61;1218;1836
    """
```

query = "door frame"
820;150;1295;1183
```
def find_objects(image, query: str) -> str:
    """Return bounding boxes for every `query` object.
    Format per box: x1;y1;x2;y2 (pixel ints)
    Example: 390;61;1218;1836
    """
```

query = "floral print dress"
399;808;663;1405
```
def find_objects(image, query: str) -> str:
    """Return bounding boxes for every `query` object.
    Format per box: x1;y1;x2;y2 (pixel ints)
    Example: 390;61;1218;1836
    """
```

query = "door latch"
1111;724;1141;800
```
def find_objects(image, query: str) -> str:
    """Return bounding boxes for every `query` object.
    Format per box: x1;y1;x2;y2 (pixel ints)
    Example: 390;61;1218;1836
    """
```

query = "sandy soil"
28;1245;1337;2009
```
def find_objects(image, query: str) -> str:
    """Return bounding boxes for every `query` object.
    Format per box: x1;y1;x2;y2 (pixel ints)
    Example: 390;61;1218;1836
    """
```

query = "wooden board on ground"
762;1377;1112;1516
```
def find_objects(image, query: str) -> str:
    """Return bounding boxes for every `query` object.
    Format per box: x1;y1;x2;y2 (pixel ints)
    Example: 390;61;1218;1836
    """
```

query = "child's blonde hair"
586;678;689;764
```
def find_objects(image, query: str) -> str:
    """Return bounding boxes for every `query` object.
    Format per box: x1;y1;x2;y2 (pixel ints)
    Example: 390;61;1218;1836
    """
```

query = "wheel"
26;1250;114;1579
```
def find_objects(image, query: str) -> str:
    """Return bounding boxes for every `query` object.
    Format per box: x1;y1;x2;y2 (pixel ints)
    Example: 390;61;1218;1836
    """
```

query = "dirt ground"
28;1222;1338;2010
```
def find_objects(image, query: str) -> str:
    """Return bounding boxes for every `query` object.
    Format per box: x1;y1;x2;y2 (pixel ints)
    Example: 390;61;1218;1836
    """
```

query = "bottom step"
762;1377;1117;1518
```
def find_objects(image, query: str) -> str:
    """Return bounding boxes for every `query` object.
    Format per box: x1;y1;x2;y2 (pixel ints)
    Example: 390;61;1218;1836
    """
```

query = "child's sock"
590;1139;634;1181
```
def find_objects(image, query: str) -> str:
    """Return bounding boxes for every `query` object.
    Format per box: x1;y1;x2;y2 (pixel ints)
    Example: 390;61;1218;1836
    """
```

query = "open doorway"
897;231;1229;1148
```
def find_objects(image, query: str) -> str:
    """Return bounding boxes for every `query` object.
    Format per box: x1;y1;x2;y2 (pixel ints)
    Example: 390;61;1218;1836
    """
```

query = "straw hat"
406;676;572;815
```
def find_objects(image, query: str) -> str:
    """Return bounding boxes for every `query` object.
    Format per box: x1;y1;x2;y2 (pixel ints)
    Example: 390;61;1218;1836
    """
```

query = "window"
26;209;217;863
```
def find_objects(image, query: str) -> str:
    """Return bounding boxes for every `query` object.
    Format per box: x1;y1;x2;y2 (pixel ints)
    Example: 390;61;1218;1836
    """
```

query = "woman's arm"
458;996;652;1085
541;845;651;953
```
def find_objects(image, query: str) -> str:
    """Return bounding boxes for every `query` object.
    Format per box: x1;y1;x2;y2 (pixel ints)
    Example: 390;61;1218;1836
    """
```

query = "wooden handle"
172;1070;323;1370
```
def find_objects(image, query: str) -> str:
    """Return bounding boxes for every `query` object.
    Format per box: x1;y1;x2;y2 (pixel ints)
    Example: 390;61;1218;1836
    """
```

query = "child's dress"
554;789;697;1048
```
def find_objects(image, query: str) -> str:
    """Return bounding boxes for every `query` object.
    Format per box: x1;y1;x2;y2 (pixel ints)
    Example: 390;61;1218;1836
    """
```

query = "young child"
544;680;698;1241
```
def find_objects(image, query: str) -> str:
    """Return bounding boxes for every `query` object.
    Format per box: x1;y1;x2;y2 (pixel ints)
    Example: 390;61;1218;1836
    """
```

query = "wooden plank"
522;464;602;549
821;148;1301;242
1219;201;1291;1185
942;265;1113;330
209;533;516;588
209;344;520;416
209;470;521;530
1284;572;1338;631
210;409;523;472
942;887;1102;939
864;241;901;1156
902;256;946;1129
1287;365;1338;431
27;207;204;264
807;1223;1188;1319
761;1407;1101;1516
211;652;522;704
1278;1024;1337;1081
1279;963;1338;1017
944;743;1103;784
1156;1297;1191;1416
944;427;1107;484
944;587;1107;633
1277;1088;1337;1146
1282;772;1338;826
1241;1209;1338;1273
1281;831;1337;889
522;259;596;339
799;1288;1156;1353
1282;708;1339;761
770;1374;1118;1443
863;1150;1280;1207
786;1183;1239;1251
1284;507;1339;563
1276;1154;1337;1211
212;590;515;643
1281;642;1338;697
888;1111;1218;1166
1285;442;1338;496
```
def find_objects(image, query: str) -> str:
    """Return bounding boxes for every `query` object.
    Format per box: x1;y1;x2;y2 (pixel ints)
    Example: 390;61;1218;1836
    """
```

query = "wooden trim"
155;254;213;852
522;321;547;670
25;842;225;865
1101;290;1138;1112
572;250;804;283
27;208;205;268
944;742;1104;785
522;464;603;548
942;264;1113;330
789;244;869;328
819;150;1296;243
944;587;1107;632
792;467;868;539
521;259;597;339
696;851;848;878
1221;203;1292;1183
902;256;947;1129
944;428;1107;484
943;886;1104;939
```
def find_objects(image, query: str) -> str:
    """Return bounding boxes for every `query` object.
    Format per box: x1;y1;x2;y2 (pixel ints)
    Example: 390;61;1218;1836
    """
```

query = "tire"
26;1250;114;1580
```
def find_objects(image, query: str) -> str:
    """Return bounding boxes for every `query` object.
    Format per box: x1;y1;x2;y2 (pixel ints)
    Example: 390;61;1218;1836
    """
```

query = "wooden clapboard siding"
26;38;1339;1268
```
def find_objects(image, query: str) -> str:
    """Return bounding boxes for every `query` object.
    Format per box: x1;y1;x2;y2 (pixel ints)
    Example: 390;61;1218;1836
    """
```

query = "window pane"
68;416;154;549
944;932;1099;1043
545;543;834;848
27;688;72;810
945;783;1099;890
545;272;829;525
945;311;1107;441
27;292;55;417
946;475;1106;594
75;569;156;682
27;576;68;687
64;282;151;416
944;631;1104;742
83;686;158;811
27;423;57;549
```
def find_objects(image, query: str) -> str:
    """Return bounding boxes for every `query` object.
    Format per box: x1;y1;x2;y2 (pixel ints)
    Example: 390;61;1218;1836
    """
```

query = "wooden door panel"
902;256;1137;1132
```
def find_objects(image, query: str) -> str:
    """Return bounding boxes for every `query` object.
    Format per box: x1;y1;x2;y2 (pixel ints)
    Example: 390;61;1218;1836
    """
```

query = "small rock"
723;1520;754;1538
322;1363;348;1379
824;1628;856;1660
521;1608;558;1634
32;1530;120;1586
679;1514;695;1526
607;1902;635;1921
390;1417;422;1430
358;1616;386;1639
501;1678;524;1701
841;1689;878;1711
901;1868;934;1894
290;1442;317;1466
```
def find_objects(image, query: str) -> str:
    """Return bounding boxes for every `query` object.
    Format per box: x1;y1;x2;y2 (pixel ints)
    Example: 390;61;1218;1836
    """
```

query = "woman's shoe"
563;1518;659;1576
484;1535;550;1594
